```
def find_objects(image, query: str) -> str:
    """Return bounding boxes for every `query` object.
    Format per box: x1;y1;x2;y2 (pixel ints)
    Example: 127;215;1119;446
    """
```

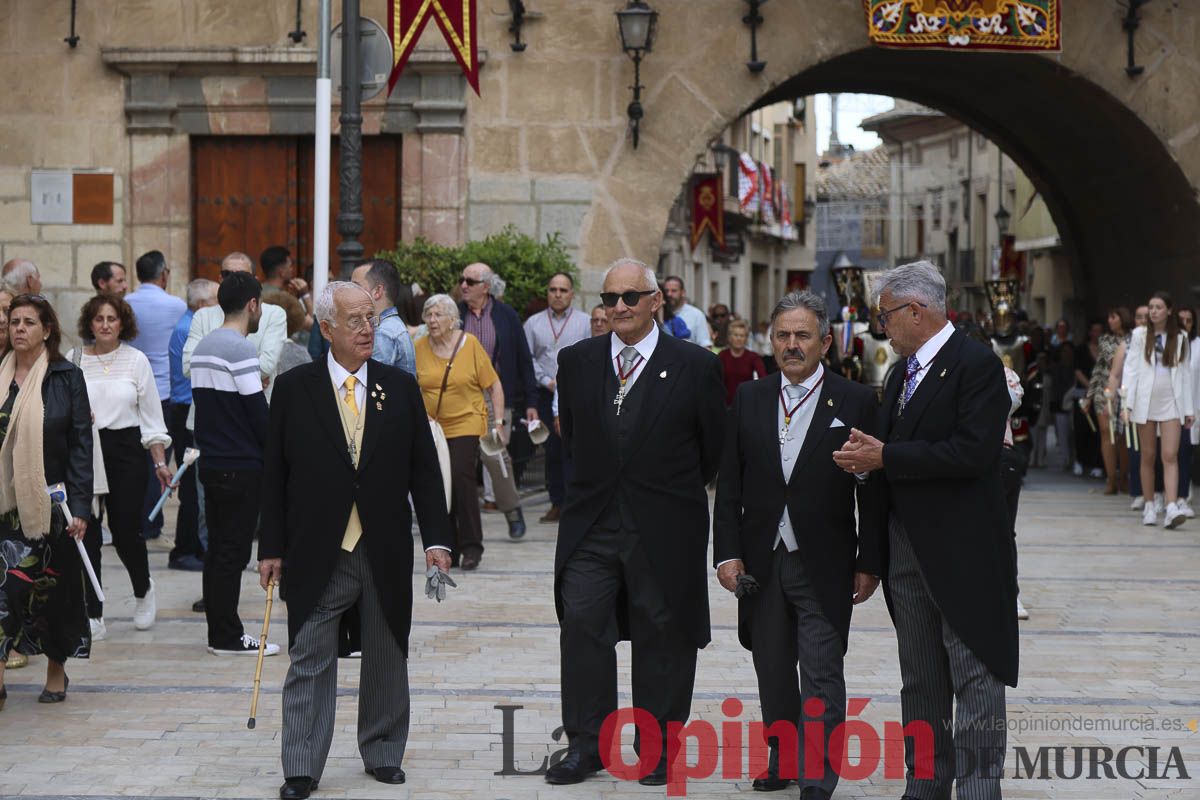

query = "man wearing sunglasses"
457;262;538;539
548;258;725;787
833;261;1015;800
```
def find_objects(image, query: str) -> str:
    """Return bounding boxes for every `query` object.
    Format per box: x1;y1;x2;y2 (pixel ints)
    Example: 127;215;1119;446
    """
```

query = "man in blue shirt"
126;250;188;539
167;279;218;571
351;260;416;376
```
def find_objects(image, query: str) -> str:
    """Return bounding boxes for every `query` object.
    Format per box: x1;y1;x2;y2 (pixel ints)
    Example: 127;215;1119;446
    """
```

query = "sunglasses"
459;276;484;287
599;289;656;308
877;301;928;327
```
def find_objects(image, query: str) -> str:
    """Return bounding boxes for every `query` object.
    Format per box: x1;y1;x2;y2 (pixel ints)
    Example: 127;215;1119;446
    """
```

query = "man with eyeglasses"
833;261;1015;800
523;272;590;523
457;262;539;539
547;258;725;787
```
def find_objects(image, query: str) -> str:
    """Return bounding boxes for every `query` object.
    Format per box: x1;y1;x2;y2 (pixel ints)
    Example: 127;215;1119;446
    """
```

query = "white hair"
872;260;947;314
422;293;462;328
602;258;658;293
186;278;218;310
2;260;39;294
315;280;372;324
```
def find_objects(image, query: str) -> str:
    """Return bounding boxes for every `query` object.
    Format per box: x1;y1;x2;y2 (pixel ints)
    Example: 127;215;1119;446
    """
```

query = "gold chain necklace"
93;343;118;374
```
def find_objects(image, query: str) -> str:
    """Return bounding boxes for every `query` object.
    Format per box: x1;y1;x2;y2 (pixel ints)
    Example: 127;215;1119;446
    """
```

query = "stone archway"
468;1;1200;310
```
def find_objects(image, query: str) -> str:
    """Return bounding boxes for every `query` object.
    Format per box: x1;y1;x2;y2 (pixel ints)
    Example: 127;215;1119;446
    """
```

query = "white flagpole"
313;0;332;299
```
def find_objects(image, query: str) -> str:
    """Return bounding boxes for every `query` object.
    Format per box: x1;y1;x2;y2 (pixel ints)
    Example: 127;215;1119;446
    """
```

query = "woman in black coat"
0;295;93;711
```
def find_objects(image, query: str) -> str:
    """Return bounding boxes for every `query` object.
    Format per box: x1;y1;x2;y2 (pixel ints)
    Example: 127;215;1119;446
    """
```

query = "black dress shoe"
38;674;69;704
639;761;668;786
192;598;206;613
365;766;406;784
278;776;317;799
544;749;598;785
799;787;831;800
752;773;792;791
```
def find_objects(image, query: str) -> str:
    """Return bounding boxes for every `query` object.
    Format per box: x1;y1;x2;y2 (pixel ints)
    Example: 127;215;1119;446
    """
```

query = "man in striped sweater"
191;272;277;657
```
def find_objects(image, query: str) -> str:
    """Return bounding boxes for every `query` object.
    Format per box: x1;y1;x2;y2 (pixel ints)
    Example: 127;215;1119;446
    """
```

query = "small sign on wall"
31;170;114;225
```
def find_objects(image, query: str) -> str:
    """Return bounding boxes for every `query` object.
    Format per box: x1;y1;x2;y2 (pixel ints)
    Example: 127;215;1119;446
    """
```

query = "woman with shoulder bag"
414;294;504;572
1121;291;1194;529
0;295;93;710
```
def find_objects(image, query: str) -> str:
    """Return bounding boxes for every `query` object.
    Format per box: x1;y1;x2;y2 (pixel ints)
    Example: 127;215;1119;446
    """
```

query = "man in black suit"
259;281;452;800
834;261;1016;800
547;258;725;787
714;290;882;800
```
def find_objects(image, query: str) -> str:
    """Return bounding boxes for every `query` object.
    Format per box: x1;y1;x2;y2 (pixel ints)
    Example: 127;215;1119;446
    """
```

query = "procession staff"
834;261;1016;800
548;258;725;787
259;282;452;800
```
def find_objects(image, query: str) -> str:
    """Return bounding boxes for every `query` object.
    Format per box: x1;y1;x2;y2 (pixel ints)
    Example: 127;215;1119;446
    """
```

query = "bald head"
221;252;254;274
2;259;41;295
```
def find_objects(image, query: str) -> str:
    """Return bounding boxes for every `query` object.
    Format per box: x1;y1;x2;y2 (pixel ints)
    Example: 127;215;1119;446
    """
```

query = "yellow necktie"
343;375;359;416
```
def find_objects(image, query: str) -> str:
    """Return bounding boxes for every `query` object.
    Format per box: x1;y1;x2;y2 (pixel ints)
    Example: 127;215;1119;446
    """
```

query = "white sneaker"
1143;504;1158;526
133;579;157;630
1072;462;1084;476
1178;498;1196;518
1089;467;1104;479
1154;493;1165;514
1164;501;1187;529
1016;598;1029;620
101;523;112;545
89;617;106;641
1131;496;1146;511
208;634;280;656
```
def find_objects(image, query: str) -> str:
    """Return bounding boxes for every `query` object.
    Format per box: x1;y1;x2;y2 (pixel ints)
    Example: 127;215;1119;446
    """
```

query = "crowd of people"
0;246;1177;800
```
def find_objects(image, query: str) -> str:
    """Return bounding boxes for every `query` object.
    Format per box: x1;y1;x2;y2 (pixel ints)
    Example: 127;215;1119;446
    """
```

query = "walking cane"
247;581;275;730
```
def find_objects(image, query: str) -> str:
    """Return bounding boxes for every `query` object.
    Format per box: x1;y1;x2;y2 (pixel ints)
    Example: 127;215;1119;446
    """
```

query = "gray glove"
424;565;458;602
734;573;760;599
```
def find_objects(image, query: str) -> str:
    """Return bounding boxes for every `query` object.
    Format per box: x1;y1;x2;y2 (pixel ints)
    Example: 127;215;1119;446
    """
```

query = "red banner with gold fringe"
863;1;1060;52
691;175;724;249
388;0;480;96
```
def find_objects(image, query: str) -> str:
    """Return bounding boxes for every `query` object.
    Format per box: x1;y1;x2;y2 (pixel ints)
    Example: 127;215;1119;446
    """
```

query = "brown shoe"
539;506;561;523
461;554;480;571
482;501;499;513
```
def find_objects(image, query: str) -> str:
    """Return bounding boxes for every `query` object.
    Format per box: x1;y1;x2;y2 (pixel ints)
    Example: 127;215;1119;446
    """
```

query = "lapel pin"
826;398;834;406
939;368;947;378
374;383;382;391
380;392;386;400
659;370;667;378
376;401;383;411
371;390;377;398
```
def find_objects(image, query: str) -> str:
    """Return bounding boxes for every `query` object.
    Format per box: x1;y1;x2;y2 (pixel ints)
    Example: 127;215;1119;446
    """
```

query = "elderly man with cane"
259;281;452;800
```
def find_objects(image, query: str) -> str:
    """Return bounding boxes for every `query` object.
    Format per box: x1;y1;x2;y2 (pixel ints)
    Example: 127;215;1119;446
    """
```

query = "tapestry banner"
863;1;1061;51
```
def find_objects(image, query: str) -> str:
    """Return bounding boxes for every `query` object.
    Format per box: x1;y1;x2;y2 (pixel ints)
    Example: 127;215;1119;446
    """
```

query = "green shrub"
375;225;577;319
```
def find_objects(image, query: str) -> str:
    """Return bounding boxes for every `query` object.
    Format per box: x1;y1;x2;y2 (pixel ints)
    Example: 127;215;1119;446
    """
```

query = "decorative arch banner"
863;1;1061;51
388;0;480;95
691;175;724;248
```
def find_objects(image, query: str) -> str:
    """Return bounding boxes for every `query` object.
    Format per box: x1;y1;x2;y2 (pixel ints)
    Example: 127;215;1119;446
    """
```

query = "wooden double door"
192;135;402;281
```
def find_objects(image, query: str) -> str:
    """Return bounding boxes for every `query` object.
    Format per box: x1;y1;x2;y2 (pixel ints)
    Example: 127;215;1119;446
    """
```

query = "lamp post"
336;0;364;278
994;204;1010;236
616;1;658;149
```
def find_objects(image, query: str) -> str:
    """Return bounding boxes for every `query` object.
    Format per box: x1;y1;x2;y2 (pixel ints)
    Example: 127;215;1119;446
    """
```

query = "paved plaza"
0;466;1197;799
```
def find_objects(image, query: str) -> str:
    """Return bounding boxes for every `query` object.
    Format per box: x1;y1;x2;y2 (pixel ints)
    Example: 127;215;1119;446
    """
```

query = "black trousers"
98;427;151;599
537;387;565;506
200;468;261;648
167;402;202;562
558;523;697;761
446;436;484;561
141;400;173;536
1000;444;1025;593
751;549;845;795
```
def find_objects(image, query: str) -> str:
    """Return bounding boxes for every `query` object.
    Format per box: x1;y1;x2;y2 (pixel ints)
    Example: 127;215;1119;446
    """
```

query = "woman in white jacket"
1122;291;1194;528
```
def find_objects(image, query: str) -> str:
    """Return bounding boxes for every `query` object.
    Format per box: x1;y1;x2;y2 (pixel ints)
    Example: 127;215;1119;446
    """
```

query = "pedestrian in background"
351;259;416;376
1175;306;1198;515
717;319;766;407
662;276;712;347
261;245;314;336
70;295;173;633
1;259;42;296
589;304;611;337
1085;307;1131;495
89;261;128;296
0;294;93;708
523;272;589;523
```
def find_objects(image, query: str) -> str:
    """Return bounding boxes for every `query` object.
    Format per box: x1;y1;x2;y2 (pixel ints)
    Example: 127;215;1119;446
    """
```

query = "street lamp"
709;141;738;171
994;204;1011;236
616;1;658;149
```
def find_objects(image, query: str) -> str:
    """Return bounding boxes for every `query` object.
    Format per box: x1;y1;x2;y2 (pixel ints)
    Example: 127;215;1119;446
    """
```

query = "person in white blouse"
1121;291;1194;529
70;295;173;633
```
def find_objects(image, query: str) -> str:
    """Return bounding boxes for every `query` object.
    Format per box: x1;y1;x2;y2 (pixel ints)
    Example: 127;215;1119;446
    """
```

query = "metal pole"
313;0;332;299
336;0;365;278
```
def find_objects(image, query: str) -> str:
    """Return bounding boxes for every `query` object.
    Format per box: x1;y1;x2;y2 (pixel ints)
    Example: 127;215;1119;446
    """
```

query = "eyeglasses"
877;301;927;328
343;314;380;333
599;289;656;308
459;276;484;287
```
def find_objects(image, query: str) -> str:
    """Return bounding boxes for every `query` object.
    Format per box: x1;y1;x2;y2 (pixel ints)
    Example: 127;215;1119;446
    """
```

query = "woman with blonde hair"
0;295;93;709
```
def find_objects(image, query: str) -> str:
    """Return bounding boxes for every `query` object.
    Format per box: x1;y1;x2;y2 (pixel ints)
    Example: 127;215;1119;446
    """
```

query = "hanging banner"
388;0;480;95
737;153;760;214
863;1;1061;52
690;175;724;249
779;180;794;240
758;162;776;225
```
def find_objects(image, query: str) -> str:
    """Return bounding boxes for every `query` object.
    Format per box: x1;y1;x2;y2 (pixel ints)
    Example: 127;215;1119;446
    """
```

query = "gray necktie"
784;383;802;404
620;346;640;374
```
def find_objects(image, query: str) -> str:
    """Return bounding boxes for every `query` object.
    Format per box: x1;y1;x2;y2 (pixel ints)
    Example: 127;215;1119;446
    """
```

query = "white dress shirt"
326;352;451;555
609;322;660;392
906;320;956;395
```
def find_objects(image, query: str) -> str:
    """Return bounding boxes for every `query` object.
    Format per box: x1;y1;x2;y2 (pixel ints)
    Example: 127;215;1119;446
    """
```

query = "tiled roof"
816;145;890;200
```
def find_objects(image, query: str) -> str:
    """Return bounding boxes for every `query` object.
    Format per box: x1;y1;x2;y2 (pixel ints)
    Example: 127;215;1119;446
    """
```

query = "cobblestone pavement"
0;468;1197;799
